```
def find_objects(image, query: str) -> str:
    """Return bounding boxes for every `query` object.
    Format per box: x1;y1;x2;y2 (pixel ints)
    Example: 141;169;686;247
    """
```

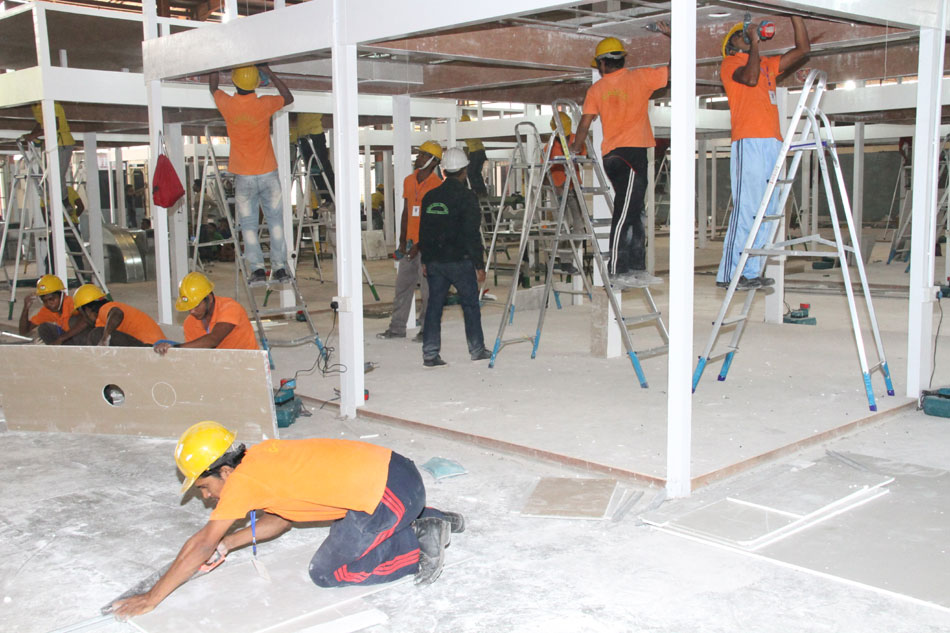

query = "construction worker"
377;141;444;342
17;274;82;345
371;183;385;230
72;284;165;347
717;16;810;290
459;114;488;198
154;272;257;356
572;27;670;288
21;101;76;205
110;421;465;618
296;112;335;207
209;64;294;284
549;111;587;273
417;148;491;367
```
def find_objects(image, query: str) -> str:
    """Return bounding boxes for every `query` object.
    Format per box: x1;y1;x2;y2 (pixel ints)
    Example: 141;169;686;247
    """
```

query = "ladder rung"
634;344;668;359
580;187;610;194
622;312;662;326
256;305;307;317
707;348;738;363
774;179;795;184
762;214;785;221
720;315;747;327
268;335;321;347
789;142;824;151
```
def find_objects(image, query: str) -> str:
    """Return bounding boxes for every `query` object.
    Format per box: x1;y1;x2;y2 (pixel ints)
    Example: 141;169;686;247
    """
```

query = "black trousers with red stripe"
603;147;648;275
308;452;444;587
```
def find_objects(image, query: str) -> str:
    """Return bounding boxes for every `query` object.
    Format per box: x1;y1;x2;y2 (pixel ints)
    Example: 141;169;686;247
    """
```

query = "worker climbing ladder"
488;99;669;387
193;135;327;364
292;135;380;301
0;139;108;318
692;69;895;411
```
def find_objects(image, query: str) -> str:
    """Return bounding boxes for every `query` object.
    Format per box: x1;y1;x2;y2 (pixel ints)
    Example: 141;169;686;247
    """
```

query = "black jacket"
418;177;484;268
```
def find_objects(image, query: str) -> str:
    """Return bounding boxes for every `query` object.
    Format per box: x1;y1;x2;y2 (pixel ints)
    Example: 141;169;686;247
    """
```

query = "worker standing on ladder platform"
21;101;76;207
296;112;335;208
572;27;670;288
717;16;810;290
378;141;443;342
209;64;294;284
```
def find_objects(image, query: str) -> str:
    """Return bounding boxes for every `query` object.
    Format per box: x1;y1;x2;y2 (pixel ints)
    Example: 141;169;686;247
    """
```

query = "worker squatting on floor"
17;274;83;345
70;283;166;347
111;421;465;619
571;27;670;289
153;271;258;355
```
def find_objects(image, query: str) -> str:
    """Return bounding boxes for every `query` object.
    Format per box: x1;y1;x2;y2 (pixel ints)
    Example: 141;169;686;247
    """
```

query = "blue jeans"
717;138;782;282
234;171;287;271
422;260;486;361
308;452;446;587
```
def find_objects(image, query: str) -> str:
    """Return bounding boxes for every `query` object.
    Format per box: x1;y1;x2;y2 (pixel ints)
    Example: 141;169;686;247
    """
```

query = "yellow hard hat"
550;111;573;135
376;183;385;191
231;66;260;91
418;140;443;160
176;271;214;312
721;23;745;58
592;37;626;67
460;114;471;122
175;421;236;494
73;283;105;310
36;274;65;296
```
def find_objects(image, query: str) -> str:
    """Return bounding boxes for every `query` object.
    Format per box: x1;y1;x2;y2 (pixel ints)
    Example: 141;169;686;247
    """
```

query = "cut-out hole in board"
103;384;125;406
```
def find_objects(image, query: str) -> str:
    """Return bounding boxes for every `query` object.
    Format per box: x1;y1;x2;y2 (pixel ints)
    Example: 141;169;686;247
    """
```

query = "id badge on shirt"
412;205;421;217
768;90;777;105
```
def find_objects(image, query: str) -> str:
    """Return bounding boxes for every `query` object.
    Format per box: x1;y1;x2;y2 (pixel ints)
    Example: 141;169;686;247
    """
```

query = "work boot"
249;269;267;284
376;329;406;339
440;511;466;534
757;276;776;287
272;268;291;283
625;270;662;288
715;280;730;289
736;276;762;290
423;356;447;368
412;331;424;343
413;517;450;585
471;349;491;361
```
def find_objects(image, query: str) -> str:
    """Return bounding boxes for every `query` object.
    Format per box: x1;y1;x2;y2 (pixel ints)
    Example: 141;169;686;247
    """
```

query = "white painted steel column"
332;0;365;418
82;133;104;276
646;146;656;274
143;0;173;324
907;6;947;397
382;149;394;245
666;0;696;499
446;117;457;148
764;87;789;325
363;142;372;230
697;139;707;249
852;122;865;263
391;94;415;331
115;148;126;228
710;144;718;238
273;111;294;306
165;123;189;286
222;0;237;22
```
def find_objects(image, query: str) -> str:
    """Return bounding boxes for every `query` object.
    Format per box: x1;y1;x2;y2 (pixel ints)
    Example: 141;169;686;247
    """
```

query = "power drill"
742;12;775;44
394;238;413;260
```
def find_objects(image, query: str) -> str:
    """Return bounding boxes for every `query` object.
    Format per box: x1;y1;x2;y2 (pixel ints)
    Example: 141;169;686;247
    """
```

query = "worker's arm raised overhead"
778;16;810;74
732;22;762;86
18;295;37;336
111;518;234;619
208;71;219;96
258;64;294;107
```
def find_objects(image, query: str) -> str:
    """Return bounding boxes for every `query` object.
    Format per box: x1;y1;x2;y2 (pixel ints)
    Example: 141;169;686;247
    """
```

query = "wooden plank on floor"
521;477;618;519
0;346;277;441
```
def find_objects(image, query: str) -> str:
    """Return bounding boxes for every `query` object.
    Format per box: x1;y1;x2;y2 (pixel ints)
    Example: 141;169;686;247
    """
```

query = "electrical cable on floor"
292;303;346;385
929;295;944;389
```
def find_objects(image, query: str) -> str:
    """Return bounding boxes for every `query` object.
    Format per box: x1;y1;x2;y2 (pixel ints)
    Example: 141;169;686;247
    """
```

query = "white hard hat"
442;147;470;172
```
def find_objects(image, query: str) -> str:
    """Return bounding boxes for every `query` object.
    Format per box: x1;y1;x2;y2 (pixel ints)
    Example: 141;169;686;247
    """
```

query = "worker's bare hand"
408;244;420;259
97;335;111;347
476;269;486;284
745;21;758;43
23;294;36;309
153;341;173;356
111;593;156;620
654;21;671;37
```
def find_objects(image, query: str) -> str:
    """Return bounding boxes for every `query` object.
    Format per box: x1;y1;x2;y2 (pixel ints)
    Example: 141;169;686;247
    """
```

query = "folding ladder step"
774;178;796;185
635;344;669;359
762;213;785;221
256;305;307;318
720;315;747;327
580;186;610;195
622;311;662;327
267;335;322;347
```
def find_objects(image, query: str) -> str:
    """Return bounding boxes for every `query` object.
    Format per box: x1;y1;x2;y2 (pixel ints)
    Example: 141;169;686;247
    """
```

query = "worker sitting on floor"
17;274;83;345
72;284;165;347
111;421;465;618
154;272;258;355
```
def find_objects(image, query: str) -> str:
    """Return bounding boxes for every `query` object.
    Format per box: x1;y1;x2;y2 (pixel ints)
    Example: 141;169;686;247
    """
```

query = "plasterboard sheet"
728;458;894;517
521;477;618;519
0;346;277;441
132;543;472;633
671;498;799;545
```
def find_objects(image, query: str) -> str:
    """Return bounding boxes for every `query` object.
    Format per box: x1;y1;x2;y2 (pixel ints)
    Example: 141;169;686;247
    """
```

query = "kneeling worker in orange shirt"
18;274;83;345
111;421;465;618
153;272;258;356
72;284;165;347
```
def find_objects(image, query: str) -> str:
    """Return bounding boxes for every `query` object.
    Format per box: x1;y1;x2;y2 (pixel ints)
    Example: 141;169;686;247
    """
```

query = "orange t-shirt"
403;169;444;243
213;91;286;176
550;134;586;188
30;295;74;330
210;439;393;522
582;66;668;155
95;301;165;345
183;296;258;350
721;54;783;142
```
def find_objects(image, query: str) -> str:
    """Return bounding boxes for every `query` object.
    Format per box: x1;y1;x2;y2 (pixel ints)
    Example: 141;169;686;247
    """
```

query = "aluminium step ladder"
692;69;895;411
488;99;669;387
197;136;328;365
0;140;108;318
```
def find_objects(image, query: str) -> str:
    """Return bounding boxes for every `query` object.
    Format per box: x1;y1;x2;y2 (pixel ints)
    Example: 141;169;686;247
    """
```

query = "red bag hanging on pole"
152;153;185;208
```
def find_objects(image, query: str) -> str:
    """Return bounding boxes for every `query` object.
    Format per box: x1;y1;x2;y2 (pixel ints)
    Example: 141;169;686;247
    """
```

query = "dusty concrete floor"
2;235;950;631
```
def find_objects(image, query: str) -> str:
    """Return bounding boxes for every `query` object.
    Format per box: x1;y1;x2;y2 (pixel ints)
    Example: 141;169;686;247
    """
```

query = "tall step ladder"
488;99;669;387
692;69;895;411
887;131;950;265
196;136;328;365
0;140;108;318
292;135;380;301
